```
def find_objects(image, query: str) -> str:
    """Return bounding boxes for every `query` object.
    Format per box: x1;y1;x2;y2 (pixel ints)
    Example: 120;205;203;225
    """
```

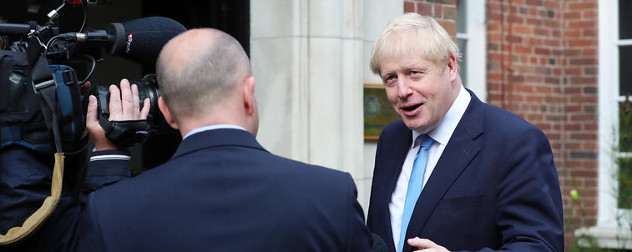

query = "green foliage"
620;97;632;152
617;157;632;209
565;190;605;251
564;97;632;251
618;96;632;210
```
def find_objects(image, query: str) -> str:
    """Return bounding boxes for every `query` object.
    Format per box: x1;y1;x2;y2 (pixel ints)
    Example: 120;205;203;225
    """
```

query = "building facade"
6;0;621;250
252;0;630;250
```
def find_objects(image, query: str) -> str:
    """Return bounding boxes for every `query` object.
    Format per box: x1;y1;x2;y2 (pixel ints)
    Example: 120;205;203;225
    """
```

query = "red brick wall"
404;0;600;250
404;0;458;39
558;0;599;248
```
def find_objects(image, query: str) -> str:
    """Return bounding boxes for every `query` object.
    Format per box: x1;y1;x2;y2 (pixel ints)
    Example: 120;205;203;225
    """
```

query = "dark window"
620;46;632;95
619;0;632;39
457;0;467;34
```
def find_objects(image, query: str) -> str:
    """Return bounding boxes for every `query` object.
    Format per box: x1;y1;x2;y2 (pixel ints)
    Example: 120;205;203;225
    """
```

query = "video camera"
0;0;186;153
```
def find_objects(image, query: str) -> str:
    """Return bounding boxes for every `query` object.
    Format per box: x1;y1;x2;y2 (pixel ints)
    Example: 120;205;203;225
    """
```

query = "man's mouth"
402;103;421;112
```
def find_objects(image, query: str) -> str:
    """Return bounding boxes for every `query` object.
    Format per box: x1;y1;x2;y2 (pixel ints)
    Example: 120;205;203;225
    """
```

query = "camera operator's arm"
83;79;150;191
0;80;150;251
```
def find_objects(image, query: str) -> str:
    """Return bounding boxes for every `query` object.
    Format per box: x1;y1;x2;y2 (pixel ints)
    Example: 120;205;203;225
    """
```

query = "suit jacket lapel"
403;91;485;250
370;121;412;251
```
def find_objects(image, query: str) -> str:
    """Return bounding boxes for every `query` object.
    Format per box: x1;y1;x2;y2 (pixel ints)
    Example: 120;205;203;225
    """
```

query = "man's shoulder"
477;102;544;132
267;152;352;180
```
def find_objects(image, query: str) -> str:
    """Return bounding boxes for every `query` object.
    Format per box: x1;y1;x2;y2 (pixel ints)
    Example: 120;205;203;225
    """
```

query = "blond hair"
370;13;461;75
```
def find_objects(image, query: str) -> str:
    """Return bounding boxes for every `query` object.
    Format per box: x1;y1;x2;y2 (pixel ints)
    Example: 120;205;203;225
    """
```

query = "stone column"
251;0;403;209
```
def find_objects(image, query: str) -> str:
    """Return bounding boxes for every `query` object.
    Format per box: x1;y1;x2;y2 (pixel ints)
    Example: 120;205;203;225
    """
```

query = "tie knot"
416;134;434;148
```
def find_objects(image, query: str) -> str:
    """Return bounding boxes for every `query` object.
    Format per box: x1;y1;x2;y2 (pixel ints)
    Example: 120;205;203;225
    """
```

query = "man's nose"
396;77;413;98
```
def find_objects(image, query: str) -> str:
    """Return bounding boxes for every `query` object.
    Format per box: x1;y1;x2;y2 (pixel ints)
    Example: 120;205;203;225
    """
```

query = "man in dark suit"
71;28;371;251
366;13;564;252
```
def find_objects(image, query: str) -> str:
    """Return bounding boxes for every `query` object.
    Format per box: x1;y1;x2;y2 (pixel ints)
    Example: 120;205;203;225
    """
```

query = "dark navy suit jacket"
366;90;564;252
1;128;371;251
72;128;372;251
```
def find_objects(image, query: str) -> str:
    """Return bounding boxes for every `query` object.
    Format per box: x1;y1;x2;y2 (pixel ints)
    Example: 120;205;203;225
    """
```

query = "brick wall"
404;0;458;38
404;0;600;250
559;0;599;247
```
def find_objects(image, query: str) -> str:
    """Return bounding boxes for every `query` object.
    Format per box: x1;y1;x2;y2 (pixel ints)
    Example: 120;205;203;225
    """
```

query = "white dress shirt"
183;124;247;139
389;85;471;251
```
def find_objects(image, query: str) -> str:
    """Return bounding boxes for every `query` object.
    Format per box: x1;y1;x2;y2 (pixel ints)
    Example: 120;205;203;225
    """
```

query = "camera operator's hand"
86;79;150;151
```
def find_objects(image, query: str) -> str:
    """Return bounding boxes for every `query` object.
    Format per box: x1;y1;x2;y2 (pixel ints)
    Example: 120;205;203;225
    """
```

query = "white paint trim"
598;0;624;228
463;0;487;102
575;226;632;249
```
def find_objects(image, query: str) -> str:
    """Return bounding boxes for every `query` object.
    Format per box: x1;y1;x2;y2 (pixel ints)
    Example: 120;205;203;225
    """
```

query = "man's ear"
243;76;256;116
158;96;179;130
447;54;459;81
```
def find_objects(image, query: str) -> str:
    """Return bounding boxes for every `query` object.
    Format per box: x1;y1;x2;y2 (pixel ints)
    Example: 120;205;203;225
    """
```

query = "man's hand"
408;237;450;252
86;79;150;151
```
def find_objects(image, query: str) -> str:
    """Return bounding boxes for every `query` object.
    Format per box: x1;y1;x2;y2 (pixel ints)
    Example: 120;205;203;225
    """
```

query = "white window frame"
582;0;632;249
456;0;486;102
598;0;632;228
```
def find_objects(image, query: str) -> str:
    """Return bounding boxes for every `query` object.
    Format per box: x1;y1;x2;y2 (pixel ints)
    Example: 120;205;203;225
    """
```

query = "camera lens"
130;74;163;131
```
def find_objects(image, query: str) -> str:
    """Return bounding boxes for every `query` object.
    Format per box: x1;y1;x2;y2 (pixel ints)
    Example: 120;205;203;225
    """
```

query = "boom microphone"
62;16;186;65
108;17;186;64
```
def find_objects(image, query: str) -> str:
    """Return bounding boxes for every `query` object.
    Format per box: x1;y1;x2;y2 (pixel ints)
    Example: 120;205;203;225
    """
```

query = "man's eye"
383;75;396;86
409;71;423;80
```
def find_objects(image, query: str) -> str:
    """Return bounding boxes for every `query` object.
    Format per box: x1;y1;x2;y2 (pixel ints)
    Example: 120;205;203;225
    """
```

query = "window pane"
620;100;632;152
617;157;632;209
620;0;632;39
457;0;467;33
458;38;467;87
620;45;632;95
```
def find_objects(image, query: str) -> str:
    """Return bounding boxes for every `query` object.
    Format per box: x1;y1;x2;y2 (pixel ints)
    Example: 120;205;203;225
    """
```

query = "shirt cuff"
88;150;131;177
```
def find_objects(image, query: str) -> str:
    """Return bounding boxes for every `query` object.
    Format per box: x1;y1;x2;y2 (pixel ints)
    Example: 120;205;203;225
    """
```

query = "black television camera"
0;0;186;153
0;1;185;245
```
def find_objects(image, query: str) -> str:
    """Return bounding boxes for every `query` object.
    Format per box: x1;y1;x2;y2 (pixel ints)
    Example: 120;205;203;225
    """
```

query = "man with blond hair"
367;13;563;252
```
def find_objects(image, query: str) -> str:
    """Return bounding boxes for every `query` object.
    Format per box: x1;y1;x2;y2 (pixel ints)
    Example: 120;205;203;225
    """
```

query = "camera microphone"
60;16;186;65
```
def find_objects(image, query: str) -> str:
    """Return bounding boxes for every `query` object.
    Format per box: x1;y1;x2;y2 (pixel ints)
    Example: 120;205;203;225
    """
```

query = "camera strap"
0;38;66;245
0;153;64;245
28;37;63;153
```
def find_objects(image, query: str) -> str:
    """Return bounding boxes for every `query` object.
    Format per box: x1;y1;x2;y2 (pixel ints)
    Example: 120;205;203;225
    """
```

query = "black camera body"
0;44;164;153
93;74;165;148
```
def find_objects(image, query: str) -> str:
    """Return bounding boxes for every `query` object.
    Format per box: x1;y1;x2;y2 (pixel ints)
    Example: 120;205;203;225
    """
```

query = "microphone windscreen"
109;17;186;65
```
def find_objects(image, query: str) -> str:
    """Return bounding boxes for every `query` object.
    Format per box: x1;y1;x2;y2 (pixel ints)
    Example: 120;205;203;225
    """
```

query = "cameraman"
0;78;148;251
0;27;148;249
0;17;87;238
0;28;86;249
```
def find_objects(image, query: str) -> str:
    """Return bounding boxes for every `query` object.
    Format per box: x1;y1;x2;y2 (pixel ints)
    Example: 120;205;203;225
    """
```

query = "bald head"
156;28;252;121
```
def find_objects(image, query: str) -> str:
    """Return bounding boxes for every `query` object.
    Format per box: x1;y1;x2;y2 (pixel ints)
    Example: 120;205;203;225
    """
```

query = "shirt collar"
183;124;247;139
412;85;471;147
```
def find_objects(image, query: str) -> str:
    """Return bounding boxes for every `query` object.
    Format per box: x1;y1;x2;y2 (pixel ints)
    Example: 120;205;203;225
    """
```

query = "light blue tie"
398;134;433;252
